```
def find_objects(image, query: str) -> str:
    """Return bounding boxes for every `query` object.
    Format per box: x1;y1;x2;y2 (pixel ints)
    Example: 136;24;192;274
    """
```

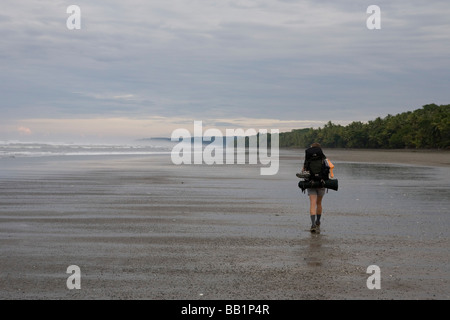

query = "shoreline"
280;148;450;168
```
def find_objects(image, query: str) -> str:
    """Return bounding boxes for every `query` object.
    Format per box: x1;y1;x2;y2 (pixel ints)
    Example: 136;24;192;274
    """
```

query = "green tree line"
279;104;450;149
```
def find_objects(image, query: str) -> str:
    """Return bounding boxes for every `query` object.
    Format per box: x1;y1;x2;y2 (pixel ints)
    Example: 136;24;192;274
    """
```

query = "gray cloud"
1;0;450;140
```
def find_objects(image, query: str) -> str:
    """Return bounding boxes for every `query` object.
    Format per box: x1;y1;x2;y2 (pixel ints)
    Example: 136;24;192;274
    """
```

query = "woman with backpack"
301;143;327;233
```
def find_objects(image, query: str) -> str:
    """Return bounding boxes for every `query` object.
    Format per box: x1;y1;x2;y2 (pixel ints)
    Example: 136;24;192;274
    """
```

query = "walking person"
301;143;327;233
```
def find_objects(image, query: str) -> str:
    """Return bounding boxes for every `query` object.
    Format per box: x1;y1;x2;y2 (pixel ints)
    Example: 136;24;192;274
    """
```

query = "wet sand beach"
0;149;449;300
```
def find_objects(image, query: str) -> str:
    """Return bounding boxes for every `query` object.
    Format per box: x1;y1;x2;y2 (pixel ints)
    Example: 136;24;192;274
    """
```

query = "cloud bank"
1;0;449;141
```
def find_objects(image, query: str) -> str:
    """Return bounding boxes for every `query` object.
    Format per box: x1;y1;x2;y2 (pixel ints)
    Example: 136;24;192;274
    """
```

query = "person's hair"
311;142;321;148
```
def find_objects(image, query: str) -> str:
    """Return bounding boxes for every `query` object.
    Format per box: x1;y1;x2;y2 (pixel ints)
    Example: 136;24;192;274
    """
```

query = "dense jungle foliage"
279;104;449;149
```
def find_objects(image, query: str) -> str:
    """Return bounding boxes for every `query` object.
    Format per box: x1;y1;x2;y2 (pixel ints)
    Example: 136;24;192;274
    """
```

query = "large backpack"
304;147;329;182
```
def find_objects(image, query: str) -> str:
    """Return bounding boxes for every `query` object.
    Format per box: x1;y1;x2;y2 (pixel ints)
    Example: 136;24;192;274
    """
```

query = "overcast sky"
1;0;450;142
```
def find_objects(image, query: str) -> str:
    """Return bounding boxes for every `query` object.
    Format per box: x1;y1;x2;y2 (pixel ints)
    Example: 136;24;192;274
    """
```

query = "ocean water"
0;140;174;159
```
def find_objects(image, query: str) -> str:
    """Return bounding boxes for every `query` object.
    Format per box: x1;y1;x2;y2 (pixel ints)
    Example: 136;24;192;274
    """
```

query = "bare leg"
309;194;317;216
316;195;323;215
315;194;324;227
